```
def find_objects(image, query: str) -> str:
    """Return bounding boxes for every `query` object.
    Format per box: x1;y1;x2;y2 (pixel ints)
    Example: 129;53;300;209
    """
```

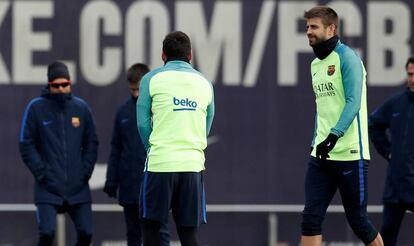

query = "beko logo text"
173;97;197;111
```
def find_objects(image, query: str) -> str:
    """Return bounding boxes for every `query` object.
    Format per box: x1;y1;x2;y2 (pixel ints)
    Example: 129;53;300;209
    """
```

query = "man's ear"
162;51;167;62
187;50;192;62
328;24;336;36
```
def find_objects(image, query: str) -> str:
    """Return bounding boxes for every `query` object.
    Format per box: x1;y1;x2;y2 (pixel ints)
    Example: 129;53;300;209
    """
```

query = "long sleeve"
137;74;152;151
206;85;215;136
369;100;392;160
311;114;317;147
19;99;46;182
331;51;363;137
105;112;122;187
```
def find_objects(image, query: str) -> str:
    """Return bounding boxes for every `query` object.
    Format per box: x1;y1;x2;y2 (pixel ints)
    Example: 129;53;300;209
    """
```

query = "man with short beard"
300;6;383;246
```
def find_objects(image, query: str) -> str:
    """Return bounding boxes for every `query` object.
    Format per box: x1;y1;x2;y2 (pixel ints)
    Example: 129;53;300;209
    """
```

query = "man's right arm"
137;74;152;151
206;84;215;136
19;100;46;182
104;111;122;198
369;100;392;161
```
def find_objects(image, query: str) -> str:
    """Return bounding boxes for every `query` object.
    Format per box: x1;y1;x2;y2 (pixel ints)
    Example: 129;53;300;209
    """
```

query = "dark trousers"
302;158;378;244
123;204;170;246
36;202;92;246
381;202;414;246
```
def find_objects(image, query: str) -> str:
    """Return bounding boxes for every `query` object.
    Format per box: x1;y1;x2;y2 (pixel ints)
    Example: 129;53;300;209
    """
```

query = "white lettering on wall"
125;1;169;70
80;0;122;86
176;1;242;85
13;1;53;84
368;2;411;86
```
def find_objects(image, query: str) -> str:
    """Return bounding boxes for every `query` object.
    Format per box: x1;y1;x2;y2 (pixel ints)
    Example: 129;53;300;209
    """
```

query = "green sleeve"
136;74;152;150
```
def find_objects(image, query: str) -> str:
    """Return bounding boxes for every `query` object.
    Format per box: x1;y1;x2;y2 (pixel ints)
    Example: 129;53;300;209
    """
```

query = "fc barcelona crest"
327;65;335;76
72;117;80;127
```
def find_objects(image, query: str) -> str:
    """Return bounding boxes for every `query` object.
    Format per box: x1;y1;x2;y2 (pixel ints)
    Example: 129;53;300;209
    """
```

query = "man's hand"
103;185;117;198
316;133;339;161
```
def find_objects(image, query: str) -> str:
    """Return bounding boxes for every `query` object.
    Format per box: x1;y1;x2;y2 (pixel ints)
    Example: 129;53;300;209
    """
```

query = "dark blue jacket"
19;89;98;205
369;88;414;203
105;97;146;205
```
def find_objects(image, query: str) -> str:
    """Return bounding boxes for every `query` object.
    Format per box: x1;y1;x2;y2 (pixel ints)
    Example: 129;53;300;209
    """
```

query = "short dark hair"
127;63;150;84
304;6;339;34
162;31;191;61
406;56;414;69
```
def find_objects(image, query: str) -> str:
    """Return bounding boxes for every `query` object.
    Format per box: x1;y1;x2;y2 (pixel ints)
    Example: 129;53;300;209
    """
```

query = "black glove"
382;152;391;162
103;185;117;198
316;133;339;161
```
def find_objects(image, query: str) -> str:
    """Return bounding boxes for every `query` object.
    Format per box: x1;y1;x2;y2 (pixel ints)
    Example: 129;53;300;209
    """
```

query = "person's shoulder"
389;89;406;103
167;61;211;83
25;97;45;110
142;66;165;83
72;96;93;112
189;67;211;84
117;98;133;113
335;42;360;61
378;90;406;110
72;96;88;106
29;96;45;105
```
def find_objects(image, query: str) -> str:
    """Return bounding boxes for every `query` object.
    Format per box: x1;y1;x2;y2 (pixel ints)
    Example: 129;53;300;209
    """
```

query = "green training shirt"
310;41;370;161
137;60;215;172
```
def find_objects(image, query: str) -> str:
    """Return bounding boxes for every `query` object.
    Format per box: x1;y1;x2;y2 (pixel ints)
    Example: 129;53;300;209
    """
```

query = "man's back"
137;60;214;172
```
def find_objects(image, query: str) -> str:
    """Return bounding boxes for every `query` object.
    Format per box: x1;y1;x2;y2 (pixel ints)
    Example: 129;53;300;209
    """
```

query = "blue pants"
381;202;414;246
36;202;92;246
301;157;378;244
122;204;170;246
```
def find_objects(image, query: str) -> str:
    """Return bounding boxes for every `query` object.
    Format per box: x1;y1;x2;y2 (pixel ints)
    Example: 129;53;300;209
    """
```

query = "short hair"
406;56;414;69
304;6;339;33
162;31;191;61
127;63;149;84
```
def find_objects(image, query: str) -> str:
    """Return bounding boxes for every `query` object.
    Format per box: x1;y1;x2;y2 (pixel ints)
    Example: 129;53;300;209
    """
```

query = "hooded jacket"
105;97;147;204
19;88;98;205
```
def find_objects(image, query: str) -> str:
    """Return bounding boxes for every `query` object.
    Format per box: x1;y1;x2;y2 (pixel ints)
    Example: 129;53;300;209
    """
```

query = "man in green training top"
136;31;215;246
300;6;383;246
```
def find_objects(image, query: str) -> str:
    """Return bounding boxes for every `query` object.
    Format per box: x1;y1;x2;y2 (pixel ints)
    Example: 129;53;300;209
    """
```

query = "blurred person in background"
104;63;170;246
137;31;215;246
369;56;414;246
301;6;383;246
19;61;98;245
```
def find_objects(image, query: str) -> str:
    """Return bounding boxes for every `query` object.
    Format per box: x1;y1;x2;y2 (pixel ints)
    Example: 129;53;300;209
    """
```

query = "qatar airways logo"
173;97;198;111
314;82;336;98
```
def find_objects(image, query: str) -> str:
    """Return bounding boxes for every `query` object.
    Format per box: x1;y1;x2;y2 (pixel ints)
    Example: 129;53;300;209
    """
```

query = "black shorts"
140;171;206;226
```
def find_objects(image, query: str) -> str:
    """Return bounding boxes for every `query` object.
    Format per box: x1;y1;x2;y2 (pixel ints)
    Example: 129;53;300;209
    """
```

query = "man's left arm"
332;51;364;137
137;74;152;151
82;105;99;181
206;85;215;136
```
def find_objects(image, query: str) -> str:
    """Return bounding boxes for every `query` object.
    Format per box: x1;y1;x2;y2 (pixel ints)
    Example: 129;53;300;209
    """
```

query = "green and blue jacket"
310;41;370;161
137;60;215;172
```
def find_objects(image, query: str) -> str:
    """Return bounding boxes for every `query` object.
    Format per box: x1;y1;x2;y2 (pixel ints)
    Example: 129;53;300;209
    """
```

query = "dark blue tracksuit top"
19;89;98;205
105;97;147;205
369;88;414;203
